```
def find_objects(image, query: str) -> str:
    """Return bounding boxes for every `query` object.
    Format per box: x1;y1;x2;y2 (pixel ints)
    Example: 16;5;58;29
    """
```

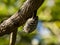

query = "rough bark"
0;0;44;36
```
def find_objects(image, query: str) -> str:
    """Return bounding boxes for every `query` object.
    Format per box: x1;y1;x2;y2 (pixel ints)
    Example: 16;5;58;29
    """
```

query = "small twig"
9;29;17;45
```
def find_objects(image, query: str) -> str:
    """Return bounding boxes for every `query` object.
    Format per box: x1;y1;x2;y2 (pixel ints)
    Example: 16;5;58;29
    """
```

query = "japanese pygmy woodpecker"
23;10;38;33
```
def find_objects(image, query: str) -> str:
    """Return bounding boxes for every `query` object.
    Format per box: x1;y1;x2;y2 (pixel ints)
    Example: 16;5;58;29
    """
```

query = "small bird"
23;15;38;33
23;10;38;33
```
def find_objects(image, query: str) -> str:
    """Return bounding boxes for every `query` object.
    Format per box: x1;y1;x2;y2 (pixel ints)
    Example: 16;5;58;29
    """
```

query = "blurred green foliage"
0;0;60;45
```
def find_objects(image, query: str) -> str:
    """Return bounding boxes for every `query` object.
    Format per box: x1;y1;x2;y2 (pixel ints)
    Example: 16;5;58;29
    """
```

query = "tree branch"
0;0;44;36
